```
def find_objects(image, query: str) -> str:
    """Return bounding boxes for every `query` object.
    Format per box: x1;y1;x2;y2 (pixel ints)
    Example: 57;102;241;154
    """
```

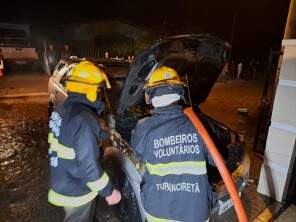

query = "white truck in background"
0;23;38;66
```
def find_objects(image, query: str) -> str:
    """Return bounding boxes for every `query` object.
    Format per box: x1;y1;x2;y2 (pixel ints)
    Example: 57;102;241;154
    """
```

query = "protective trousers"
63;199;96;222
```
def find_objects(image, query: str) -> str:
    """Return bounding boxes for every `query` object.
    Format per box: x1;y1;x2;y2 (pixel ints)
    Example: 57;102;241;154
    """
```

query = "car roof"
62;57;130;67
55;58;130;79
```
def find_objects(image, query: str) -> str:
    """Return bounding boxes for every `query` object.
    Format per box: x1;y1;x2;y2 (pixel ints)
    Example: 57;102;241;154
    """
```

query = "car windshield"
106;66;129;78
103;63;129;109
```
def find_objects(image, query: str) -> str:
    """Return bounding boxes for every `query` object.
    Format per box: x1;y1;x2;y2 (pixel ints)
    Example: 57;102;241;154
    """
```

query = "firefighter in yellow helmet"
48;61;121;222
131;66;215;222
66;60;111;102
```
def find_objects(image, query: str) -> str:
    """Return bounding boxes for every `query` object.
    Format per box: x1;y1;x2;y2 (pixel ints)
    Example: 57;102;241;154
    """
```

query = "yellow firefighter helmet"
65;61;111;102
144;66;184;89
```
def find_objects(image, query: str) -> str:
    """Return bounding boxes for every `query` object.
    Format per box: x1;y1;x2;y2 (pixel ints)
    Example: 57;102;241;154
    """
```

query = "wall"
257;40;296;202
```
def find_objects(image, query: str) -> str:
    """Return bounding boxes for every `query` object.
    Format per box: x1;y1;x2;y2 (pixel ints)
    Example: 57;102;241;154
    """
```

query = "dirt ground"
0;72;48;96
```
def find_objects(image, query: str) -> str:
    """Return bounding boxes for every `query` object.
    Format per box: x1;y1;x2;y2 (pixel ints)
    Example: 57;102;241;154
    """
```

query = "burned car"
48;34;250;222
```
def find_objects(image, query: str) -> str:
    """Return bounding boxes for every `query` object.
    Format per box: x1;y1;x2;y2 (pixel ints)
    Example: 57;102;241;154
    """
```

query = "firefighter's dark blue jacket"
131;104;215;222
48;93;114;207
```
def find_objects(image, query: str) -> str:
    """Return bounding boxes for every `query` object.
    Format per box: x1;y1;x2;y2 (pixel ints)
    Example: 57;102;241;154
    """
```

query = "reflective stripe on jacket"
48;93;114;207
146;161;207;176
131;105;215;222
146;211;210;222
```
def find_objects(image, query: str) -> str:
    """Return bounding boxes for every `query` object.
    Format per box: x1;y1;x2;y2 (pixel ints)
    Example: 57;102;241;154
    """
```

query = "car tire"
103;151;142;222
112;177;142;222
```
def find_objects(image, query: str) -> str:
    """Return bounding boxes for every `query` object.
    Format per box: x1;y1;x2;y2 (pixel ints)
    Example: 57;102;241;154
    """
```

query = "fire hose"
184;107;248;222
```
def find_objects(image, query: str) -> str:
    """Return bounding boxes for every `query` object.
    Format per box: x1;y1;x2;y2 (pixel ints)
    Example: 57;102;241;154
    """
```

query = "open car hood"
117;34;230;114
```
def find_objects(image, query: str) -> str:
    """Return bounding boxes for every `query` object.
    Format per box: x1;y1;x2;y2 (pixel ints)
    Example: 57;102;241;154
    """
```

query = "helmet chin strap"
151;94;181;108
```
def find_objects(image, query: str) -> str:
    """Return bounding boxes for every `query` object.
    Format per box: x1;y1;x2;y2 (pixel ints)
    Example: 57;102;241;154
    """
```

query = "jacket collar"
67;92;105;115
151;104;184;116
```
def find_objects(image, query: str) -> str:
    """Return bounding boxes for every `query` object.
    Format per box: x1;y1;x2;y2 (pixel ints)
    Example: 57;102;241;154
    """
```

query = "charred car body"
48;34;250;222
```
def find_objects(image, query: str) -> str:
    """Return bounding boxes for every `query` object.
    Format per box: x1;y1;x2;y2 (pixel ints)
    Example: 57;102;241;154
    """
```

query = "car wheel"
112;177;142;222
103;151;142;222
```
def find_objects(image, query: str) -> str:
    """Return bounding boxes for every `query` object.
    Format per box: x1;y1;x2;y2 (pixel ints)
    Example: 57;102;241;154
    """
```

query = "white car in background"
0;23;38;67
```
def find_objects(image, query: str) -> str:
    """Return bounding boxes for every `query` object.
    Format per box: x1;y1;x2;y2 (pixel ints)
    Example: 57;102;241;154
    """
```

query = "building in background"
57;21;149;58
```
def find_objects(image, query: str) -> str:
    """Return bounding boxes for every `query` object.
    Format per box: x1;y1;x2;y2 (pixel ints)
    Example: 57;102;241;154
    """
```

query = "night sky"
0;0;291;59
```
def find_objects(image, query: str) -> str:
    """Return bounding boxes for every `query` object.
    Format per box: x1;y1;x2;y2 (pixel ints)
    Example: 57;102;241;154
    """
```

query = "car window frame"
57;63;77;88
52;61;66;78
